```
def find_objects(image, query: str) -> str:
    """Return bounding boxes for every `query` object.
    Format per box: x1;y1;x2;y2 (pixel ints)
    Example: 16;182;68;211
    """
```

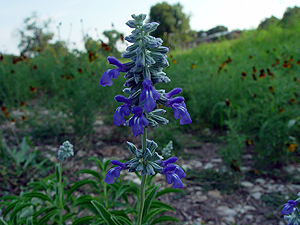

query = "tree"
206;26;228;35
280;6;300;28
149;2;193;48
258;16;280;29
18;12;54;57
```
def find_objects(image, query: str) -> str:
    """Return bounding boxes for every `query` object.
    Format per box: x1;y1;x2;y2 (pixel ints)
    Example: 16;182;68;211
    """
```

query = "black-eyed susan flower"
78;68;83;74
268;86;275;92
33;65;38;70
11;118;16;123
241;72;247;77
191;63;196;69
283;61;292;68
279;108;285;113
22;116;27;121
289;98;296;104
21;101;26;107
290;56;294;62
296;60;300;65
30;86;36;93
286;143;297;152
253;66;257;73
245;139;254;146
172;59;177;64
225;99;230;107
259;69;266;78
249;55;253;59
1;106;7;112
5;112;10;117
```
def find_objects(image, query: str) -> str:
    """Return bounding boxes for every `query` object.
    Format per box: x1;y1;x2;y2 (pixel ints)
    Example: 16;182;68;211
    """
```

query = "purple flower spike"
166;97;192;125
104;160;127;184
161;164;186;189
282;200;298;215
139;79;160;112
114;95;132;126
129;106;149;137
100;57;129;87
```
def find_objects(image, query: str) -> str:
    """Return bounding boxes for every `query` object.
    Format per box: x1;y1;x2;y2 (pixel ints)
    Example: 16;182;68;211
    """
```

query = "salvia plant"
99;13;191;224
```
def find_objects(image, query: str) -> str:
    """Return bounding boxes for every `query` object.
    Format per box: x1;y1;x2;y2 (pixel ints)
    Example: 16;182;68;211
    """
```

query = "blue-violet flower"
139;79;160;112
282;200;299;215
114;95;132;126
161;164;186;189
104;160;128;184
129;106;149;137
166;96;192;125
100;56;129;87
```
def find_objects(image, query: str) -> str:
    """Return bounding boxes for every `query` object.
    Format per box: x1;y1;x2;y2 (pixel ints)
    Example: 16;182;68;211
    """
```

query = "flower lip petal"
132;106;143;114
161;157;177;167
100;70;113;87
166;96;185;106
165;88;182;99
115;95;132;105
111;160;126;169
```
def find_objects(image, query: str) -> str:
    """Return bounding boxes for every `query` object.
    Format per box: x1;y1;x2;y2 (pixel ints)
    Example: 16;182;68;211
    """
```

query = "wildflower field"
1;20;300;224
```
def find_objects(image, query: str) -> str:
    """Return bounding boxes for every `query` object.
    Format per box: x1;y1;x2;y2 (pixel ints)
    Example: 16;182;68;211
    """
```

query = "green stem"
137;175;147;225
137;128;148;225
59;161;63;225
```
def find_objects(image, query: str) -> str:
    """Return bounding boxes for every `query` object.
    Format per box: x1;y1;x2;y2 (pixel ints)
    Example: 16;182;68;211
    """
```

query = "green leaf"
89;157;104;171
76;169;102;181
62;212;77;223
142;185;160;219
67;180;98;199
113;216;132;225
36;208;58;225
23;192;53;204
2;201;19;219
9;203;33;224
150;215;180;224
115;185;131;200
150;200;175;211
143;208;168;224
91;200;116;224
156;188;184;198
72;216;97;225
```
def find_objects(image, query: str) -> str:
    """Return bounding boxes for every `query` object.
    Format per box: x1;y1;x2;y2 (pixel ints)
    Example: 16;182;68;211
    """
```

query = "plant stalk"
137;128;148;225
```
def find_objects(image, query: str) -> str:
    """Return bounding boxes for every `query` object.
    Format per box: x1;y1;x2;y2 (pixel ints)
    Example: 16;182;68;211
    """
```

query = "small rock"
250;185;264;193
240;181;254;188
204;162;213;169
255;178;266;185
251;192;262;200
245;214;254;220
181;164;192;171
211;158;222;163
208;190;222;199
217;206;237;216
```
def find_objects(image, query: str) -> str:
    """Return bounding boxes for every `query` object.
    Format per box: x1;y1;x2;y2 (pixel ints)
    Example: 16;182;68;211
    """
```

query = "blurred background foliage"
1;3;300;193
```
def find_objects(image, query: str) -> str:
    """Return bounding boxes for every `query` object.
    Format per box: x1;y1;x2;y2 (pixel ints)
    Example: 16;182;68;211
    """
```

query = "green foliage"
149;2;194;48
18;12;54;57
280;6;300;28
206;26;228;35
161;25;300;169
258;16;280;29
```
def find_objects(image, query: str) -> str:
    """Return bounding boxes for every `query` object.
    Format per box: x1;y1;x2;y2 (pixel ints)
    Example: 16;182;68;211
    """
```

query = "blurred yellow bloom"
287;143;297;152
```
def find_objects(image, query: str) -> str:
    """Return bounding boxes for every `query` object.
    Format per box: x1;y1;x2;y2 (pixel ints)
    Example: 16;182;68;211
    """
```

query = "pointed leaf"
142;185;160;219
76;169;102;181
91;200;116;224
150;215;180;224
72;216;97;225
67;180;98;198
156;188;184;198
23;192;53;204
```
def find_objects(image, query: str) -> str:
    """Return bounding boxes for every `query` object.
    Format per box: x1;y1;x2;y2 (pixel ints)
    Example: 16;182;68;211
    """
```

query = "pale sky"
0;0;299;55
